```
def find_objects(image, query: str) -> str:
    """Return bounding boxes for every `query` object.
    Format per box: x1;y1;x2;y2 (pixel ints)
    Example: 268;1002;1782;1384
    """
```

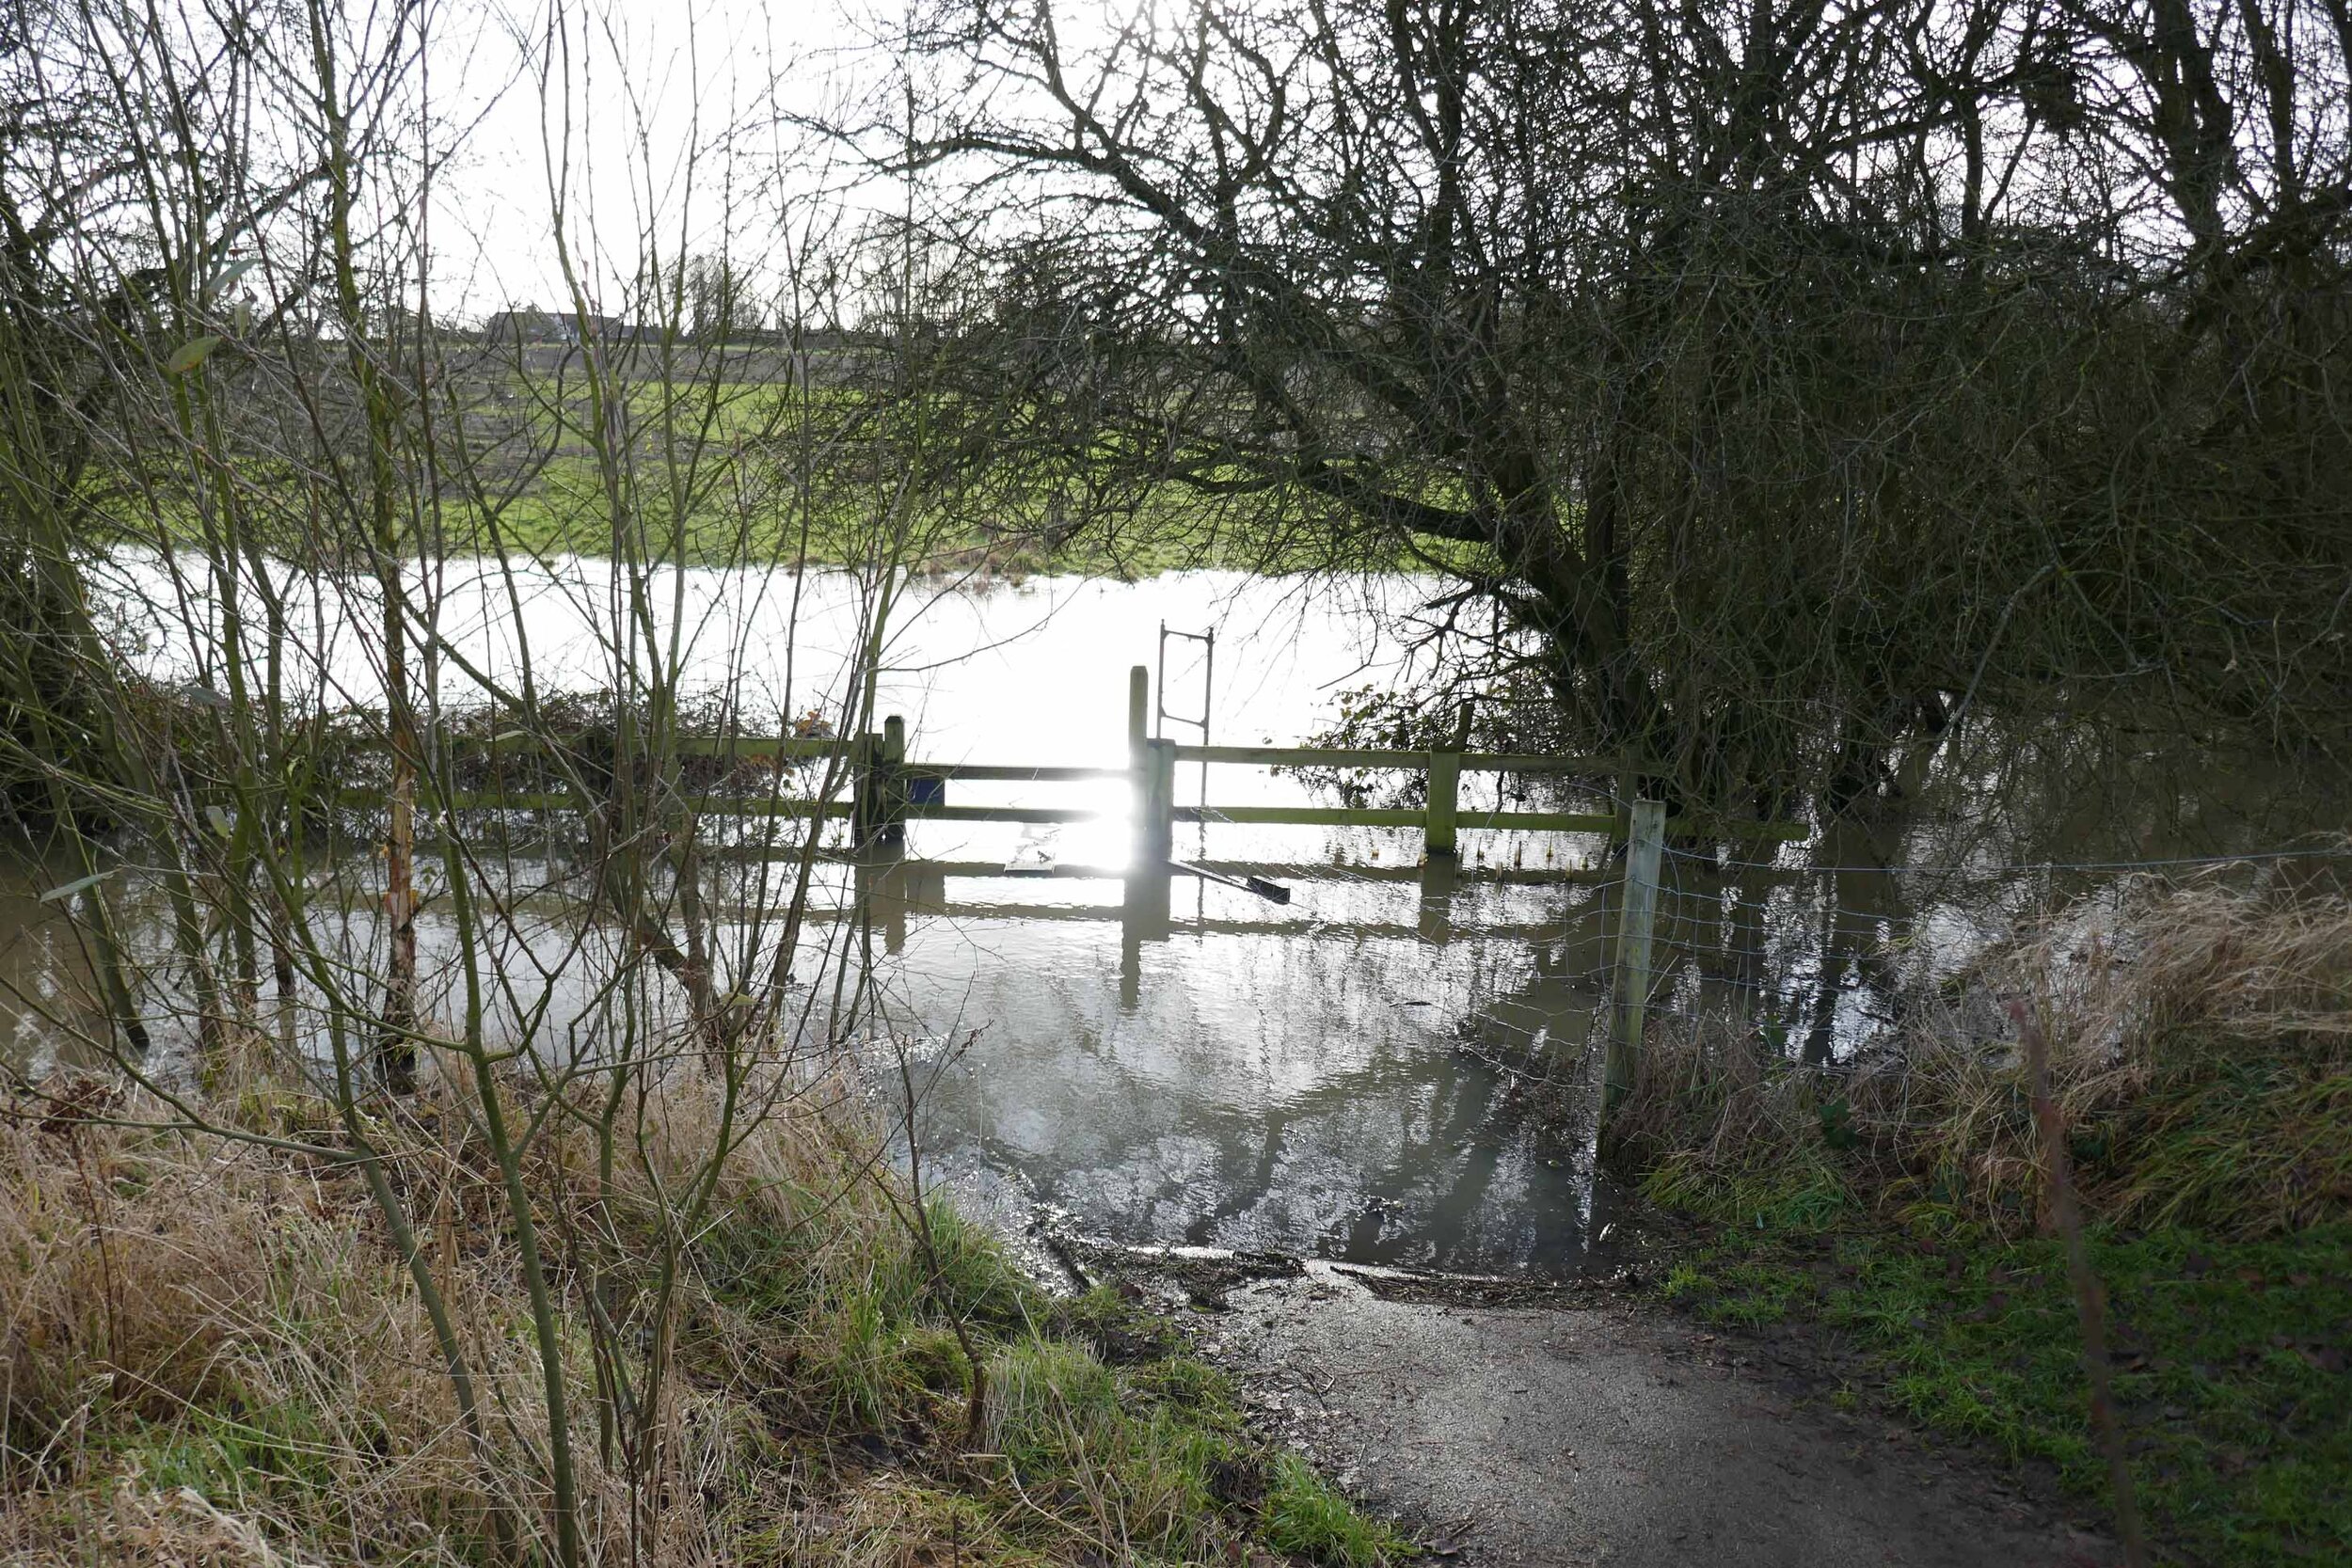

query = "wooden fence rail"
350;662;1778;1122
358;661;1803;857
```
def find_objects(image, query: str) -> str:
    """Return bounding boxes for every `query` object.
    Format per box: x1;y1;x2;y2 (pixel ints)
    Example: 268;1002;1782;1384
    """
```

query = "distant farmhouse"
481;307;641;345
470;309;893;387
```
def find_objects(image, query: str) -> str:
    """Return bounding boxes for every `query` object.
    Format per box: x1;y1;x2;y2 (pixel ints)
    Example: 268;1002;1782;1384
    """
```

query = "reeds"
1613;878;2352;1239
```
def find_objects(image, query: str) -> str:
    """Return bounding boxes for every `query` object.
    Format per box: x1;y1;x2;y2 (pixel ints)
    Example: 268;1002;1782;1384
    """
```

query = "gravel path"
1195;1261;2120;1568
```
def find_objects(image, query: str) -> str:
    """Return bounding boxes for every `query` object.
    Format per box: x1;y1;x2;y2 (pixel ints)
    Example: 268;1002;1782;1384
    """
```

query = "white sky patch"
414;0;888;320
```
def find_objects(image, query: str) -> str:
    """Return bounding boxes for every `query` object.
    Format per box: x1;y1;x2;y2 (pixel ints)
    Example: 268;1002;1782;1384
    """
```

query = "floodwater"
3;556;2340;1277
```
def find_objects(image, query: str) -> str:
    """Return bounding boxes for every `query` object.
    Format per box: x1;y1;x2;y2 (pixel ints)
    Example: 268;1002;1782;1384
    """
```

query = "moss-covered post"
1424;699;1472;857
1425;751;1460;858
1605;798;1666;1115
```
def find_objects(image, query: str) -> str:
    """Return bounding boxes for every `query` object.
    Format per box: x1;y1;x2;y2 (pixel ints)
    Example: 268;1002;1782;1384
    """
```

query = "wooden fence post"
1129;665;1152;861
1143;737;1177;863
1129;664;1150;761
1423;699;1472;858
1424;752;1460;856
850;731;877;846
880;714;907;847
1605;798;1666;1115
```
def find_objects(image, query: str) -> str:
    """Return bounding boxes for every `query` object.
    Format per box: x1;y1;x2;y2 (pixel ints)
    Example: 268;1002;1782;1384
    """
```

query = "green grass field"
1646;1167;2351;1564
92;355;1504;581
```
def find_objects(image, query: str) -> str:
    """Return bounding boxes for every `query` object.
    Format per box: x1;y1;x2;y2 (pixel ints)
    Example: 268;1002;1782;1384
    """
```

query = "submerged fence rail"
340;662;1808;1124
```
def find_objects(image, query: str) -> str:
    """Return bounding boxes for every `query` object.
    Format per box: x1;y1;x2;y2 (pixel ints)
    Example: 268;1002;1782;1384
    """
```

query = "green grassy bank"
1616;880;2352;1566
1647;1180;2349;1564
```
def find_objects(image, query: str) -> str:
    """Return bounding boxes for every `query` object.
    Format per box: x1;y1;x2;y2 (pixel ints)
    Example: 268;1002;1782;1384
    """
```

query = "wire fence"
1012;793;2352;1103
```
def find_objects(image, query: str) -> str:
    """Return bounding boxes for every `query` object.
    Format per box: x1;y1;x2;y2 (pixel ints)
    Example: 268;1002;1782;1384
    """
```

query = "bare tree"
878;0;2352;810
0;2;1001;1561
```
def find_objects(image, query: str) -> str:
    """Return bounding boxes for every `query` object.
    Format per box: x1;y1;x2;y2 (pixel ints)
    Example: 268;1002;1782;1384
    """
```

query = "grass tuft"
1261;1453;1411;1567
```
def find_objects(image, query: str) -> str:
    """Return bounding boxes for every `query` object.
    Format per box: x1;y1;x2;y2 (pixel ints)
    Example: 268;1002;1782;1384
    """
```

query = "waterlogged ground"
7;558;2338;1281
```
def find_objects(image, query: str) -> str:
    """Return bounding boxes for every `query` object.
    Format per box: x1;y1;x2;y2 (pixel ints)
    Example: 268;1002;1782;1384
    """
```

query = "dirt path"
1189;1261;2118;1568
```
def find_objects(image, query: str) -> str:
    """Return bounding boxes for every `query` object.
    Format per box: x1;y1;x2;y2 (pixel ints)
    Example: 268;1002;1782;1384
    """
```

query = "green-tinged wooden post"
1606;798;1666;1116
880;714;907;848
1129;664;1149;762
1425;752;1460;858
1424;699;1471;857
1129;664;1151;852
1143;737;1177;863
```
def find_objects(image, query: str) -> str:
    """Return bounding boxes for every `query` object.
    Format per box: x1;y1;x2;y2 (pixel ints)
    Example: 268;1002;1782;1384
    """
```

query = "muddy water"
5;557;2339;1277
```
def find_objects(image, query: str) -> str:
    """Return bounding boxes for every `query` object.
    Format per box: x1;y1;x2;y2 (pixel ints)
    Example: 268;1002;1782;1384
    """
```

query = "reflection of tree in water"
1646;723;2352;1071
1168;934;1610;1275
1002;911;1616;1275
1067;847;1988;1271
886;714;2352;1278
1656;832;2000;1070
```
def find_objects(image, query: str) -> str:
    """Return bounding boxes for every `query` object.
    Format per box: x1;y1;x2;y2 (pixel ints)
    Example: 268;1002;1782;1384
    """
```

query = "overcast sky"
417;0;897;320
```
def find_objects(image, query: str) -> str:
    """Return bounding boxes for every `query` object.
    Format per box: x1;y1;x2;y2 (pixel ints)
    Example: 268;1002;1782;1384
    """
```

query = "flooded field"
3;557;2339;1277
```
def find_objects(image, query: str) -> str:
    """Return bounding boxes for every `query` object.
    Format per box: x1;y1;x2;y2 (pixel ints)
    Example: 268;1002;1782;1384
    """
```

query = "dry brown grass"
0;1069;898;1567
4;1477;331;1566
0;1100;495;1562
1614;878;2352;1237
0;1056;1315;1568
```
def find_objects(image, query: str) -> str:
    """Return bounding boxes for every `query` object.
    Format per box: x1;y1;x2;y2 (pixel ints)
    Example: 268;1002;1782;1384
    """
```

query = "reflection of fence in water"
367;666;1801;1110
372;662;1803;851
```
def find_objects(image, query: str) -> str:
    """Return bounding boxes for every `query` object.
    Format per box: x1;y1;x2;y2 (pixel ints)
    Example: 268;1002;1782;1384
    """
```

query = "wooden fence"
373;664;1794;1122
